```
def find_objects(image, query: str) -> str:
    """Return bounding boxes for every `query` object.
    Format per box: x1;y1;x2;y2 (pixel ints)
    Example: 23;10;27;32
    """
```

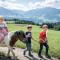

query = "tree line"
5;19;60;31
41;22;60;31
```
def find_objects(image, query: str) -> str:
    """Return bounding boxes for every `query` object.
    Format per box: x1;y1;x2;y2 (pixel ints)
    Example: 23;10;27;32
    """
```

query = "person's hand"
43;40;47;43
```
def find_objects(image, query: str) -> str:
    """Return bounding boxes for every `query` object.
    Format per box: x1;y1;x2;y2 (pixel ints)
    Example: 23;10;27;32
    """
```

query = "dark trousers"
24;42;32;55
38;42;49;56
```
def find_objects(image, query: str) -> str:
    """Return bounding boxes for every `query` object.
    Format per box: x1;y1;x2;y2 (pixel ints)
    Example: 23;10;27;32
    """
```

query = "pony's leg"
8;46;16;60
10;47;15;57
7;49;10;56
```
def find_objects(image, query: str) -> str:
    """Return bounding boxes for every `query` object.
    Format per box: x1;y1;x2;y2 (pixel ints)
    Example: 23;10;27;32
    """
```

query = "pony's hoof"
7;56;11;59
12;56;18;60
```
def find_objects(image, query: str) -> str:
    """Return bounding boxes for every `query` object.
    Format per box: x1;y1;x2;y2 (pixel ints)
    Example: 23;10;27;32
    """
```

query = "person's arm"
31;33;36;41
45;37;48;43
4;21;8;32
32;37;35;41
4;27;8;32
39;38;46;43
31;37;39;43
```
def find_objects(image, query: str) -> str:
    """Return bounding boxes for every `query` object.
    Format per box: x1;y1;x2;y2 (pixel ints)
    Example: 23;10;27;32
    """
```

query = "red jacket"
39;31;46;43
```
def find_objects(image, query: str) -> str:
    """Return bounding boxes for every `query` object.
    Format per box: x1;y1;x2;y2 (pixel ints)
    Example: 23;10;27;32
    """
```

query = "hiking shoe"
29;54;33;57
23;51;26;56
7;56;11;59
38;54;43;58
46;54;51;59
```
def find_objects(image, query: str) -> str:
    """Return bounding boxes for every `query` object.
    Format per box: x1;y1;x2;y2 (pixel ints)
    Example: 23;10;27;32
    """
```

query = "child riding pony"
1;30;26;60
0;16;8;43
0;16;26;60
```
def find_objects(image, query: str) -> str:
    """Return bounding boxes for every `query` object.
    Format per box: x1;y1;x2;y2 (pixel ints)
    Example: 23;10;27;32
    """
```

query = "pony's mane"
4;31;18;46
3;30;25;46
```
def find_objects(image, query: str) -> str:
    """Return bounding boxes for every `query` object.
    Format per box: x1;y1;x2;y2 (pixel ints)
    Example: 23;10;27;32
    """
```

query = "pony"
0;30;26;60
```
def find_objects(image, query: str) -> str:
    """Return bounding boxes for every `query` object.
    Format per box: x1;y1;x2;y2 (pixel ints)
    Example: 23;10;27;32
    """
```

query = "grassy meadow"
8;24;60;59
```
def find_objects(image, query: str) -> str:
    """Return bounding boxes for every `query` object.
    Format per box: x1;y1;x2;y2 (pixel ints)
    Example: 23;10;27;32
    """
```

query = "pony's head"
15;30;25;41
10;30;26;47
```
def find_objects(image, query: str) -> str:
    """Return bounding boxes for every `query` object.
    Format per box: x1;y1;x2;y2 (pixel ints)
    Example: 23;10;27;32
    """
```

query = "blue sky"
0;0;60;11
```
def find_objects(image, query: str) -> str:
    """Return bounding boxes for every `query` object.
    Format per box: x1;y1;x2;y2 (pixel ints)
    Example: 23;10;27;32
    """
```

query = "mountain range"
0;7;60;23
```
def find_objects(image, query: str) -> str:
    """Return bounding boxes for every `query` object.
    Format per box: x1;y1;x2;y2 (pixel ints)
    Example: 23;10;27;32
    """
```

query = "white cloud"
0;0;60;11
25;0;60;10
45;0;60;8
0;1;28;11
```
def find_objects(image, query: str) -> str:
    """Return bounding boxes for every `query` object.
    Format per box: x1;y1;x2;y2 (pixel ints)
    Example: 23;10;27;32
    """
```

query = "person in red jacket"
38;25;51;58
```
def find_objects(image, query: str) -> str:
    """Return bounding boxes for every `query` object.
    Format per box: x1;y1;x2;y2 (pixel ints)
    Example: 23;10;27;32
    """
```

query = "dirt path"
0;47;59;60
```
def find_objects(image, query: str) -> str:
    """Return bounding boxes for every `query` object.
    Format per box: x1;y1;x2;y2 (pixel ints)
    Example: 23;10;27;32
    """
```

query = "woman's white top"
0;21;7;28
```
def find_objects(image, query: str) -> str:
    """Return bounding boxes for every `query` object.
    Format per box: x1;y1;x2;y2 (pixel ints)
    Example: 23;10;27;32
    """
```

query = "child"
0;16;8;43
23;25;33;57
38;25;51;58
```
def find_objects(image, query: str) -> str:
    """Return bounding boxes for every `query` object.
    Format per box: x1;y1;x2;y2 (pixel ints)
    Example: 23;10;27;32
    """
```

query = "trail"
0;47;59;60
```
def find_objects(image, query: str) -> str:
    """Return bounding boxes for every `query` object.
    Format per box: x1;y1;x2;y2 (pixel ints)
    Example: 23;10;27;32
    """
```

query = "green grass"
8;24;60;59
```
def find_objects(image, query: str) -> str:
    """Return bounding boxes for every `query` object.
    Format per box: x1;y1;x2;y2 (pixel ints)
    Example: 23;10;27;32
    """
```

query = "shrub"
41;23;54;29
54;25;60;31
